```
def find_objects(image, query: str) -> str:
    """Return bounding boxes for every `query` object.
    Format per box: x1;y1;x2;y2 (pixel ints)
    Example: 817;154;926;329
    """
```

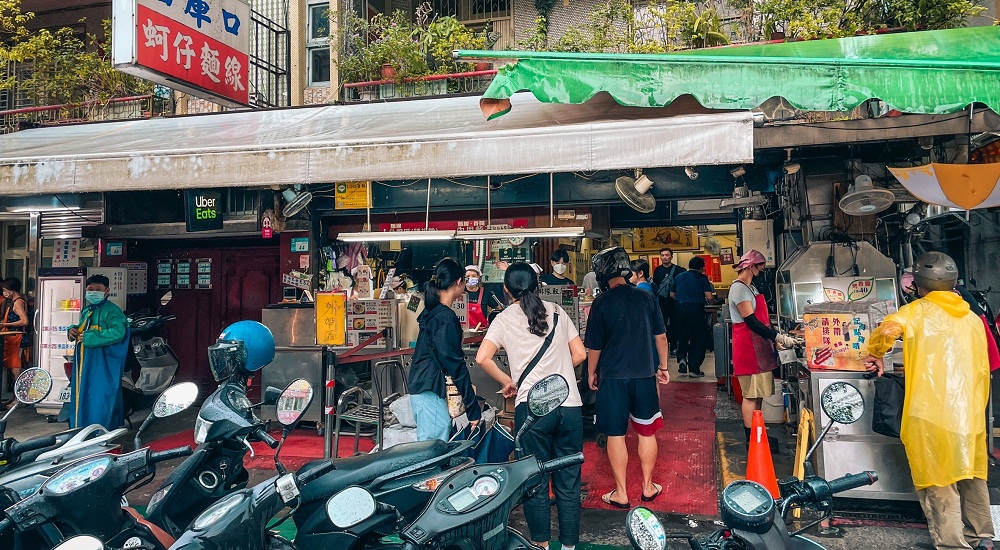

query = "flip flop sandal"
601;489;630;509
641;482;663;502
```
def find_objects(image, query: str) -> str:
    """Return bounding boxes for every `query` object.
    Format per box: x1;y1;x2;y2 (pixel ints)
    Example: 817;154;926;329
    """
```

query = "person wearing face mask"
0;278;28;386
66;275;130;429
540;249;575;286
465;265;504;330
729;250;800;451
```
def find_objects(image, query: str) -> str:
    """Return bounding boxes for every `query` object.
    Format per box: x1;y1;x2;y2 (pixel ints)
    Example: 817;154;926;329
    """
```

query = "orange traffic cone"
746;410;780;499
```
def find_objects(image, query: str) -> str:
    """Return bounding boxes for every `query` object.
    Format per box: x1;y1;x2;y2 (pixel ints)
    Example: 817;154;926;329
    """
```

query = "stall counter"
797;363;917;501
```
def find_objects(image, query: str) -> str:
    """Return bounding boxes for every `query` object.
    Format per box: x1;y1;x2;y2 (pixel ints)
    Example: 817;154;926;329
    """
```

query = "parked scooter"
0;382;200;550
143;370;283;537
0;368;125;500
623;382;879;550
169;378;477;550
123;292;180;422
320;373;584;550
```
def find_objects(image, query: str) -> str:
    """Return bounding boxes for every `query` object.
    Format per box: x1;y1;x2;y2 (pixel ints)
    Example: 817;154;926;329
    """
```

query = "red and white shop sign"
112;0;251;107
377;218;531;232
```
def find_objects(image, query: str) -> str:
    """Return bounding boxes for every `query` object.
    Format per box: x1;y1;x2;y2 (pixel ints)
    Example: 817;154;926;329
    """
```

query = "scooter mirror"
625;507;667;550
820;381;865;425
527;374;570;418
153;382;199;418
51;535;104;550
325;486;376;528
14;367;53;405
160;291;173;306
276;379;314;427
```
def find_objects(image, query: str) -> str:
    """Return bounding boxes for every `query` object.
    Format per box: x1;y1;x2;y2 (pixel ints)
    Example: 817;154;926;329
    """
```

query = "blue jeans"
410;391;451;442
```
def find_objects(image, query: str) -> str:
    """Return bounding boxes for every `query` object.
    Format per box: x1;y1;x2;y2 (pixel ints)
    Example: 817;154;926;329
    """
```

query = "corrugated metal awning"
0;93;753;196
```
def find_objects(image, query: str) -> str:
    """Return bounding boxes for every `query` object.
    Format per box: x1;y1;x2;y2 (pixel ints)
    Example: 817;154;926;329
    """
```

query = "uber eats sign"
185;189;223;232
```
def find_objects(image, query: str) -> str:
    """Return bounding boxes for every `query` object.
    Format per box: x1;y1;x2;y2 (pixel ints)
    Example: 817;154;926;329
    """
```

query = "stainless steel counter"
262;305;324;426
798;365;917;501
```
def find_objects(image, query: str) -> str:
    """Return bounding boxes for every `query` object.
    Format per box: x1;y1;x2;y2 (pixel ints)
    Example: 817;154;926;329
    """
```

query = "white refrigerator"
35;267;127;418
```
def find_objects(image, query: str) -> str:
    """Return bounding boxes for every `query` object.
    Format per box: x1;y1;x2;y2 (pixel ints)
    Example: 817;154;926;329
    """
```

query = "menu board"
345;299;395;347
451;294;469;329
538;285;581;331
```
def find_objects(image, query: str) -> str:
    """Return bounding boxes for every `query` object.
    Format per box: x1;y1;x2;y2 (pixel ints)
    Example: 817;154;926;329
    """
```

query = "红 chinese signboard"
113;0;251;107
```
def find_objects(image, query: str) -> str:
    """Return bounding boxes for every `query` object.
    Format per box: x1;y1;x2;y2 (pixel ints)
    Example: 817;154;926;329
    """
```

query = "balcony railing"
0;94;172;134
343;69;497;102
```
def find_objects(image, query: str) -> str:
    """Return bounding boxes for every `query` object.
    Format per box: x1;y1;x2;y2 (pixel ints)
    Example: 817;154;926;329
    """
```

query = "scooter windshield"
207;340;246;382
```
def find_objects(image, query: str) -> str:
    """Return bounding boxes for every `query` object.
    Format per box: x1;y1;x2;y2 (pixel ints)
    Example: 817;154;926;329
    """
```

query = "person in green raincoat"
865;252;993;550
67;275;130;429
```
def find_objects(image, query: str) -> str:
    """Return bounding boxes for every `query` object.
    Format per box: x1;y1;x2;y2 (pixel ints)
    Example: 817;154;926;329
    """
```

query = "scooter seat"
298;440;448;504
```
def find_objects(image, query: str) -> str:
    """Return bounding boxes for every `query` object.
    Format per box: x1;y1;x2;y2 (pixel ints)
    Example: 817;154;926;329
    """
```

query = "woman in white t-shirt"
476;262;586;550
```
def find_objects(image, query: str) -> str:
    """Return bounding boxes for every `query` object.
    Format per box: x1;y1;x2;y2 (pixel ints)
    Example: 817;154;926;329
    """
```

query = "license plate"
58;387;71;402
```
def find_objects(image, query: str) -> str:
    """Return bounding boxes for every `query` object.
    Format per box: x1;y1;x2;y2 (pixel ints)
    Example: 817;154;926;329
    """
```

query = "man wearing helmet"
584;247;670;508
865;252;993;550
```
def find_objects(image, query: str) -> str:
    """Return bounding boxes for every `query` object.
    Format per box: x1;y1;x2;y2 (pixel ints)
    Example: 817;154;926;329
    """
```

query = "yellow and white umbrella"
888;163;1000;210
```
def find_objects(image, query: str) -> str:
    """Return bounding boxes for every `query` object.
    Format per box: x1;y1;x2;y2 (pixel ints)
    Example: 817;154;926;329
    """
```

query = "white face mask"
466;277;479;287
553;263;568;275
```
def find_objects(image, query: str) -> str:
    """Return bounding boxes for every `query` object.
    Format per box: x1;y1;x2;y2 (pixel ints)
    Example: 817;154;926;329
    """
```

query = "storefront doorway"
130;243;281;393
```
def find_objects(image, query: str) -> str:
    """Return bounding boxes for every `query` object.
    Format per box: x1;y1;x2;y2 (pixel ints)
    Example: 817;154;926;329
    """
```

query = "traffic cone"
746;410;780;499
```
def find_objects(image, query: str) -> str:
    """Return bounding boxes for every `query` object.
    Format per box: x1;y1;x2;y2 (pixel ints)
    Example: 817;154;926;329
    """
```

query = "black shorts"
594;377;663;437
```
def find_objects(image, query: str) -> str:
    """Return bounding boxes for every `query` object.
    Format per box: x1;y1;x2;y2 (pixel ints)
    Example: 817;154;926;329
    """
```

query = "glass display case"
776;242;898;323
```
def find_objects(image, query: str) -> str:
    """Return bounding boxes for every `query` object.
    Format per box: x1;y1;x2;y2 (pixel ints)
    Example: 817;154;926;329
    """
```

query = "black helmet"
912;251;958;293
592;247;632;287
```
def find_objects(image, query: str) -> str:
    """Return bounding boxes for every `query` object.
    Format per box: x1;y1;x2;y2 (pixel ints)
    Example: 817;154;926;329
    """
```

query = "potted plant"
424;16;488;75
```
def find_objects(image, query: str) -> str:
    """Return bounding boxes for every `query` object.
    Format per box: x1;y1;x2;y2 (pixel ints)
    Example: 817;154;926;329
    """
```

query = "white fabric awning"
0;92;753;195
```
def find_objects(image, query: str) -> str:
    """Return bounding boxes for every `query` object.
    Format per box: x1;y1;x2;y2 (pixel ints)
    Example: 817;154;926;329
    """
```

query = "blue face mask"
85;291;106;305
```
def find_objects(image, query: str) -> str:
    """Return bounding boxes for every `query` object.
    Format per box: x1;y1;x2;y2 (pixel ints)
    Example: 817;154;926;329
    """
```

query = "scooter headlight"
194;416;213;445
192;492;245;530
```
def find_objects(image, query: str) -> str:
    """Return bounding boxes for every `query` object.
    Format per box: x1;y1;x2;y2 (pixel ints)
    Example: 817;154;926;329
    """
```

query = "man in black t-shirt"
651;247;685;354
585;247;670;509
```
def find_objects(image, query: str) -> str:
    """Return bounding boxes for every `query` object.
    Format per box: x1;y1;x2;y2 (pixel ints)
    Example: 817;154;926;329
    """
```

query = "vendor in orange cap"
465;265;504;330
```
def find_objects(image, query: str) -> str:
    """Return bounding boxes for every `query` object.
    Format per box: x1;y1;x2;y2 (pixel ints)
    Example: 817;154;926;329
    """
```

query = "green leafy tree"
1;0;152;107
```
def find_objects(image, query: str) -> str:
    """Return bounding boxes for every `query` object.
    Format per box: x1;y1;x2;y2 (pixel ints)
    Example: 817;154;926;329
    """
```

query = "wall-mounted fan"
838;175;894;216
616;172;656;213
704;237;722;255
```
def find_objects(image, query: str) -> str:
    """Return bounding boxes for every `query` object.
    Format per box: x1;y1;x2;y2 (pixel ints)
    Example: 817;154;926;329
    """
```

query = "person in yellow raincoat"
865;251;993;550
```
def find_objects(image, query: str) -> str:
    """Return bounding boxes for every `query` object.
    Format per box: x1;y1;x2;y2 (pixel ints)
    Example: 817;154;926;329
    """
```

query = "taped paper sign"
803;313;871;371
316;292;347;346
822;277;874;303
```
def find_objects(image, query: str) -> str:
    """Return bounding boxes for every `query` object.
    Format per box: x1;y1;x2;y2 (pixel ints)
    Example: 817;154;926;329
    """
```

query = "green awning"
461;26;1000;119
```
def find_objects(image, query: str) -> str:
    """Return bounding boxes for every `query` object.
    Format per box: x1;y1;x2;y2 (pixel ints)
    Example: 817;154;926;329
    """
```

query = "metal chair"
332;359;408;457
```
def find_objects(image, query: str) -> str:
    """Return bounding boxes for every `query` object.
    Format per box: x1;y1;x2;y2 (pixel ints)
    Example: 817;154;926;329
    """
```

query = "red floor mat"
147;429;374;470
581;382;719;515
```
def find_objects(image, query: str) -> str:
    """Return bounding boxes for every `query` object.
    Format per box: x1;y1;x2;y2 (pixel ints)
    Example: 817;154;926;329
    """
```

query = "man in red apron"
465;265;503;330
729;250;800;450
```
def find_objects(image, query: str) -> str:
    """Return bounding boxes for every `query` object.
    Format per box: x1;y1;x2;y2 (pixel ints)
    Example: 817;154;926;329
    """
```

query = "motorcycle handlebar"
254;428;279;449
540;452;585;474
826;471;878;495
10;435;59;456
297;461;336;485
150;446;193;464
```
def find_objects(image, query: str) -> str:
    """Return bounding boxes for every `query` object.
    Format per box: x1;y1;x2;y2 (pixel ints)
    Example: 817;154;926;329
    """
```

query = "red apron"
731;284;777;376
468;288;489;329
